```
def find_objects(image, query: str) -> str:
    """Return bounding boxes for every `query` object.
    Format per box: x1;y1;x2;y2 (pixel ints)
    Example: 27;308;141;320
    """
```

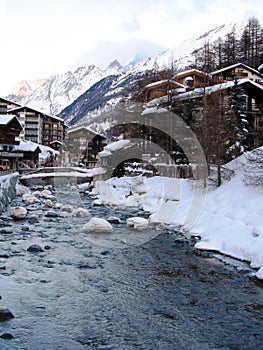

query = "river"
0;186;263;350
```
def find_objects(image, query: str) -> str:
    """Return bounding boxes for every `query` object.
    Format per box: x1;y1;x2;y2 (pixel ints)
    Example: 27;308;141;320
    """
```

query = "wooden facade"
210;63;263;85
0;115;23;170
175;69;213;88
145;80;185;102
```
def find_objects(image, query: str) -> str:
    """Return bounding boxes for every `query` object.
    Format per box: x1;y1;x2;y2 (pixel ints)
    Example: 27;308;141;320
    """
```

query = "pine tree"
222;27;238;67
239;17;263;68
230;78;248;152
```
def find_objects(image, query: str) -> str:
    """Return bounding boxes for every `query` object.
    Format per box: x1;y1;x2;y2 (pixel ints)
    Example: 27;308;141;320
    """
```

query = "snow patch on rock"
83;217;113;233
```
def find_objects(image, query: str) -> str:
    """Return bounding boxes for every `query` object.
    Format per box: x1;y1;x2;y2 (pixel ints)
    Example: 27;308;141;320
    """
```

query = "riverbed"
0;186;263;350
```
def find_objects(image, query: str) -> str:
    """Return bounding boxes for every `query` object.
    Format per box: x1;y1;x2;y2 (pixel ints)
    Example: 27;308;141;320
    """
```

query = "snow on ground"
92;147;263;278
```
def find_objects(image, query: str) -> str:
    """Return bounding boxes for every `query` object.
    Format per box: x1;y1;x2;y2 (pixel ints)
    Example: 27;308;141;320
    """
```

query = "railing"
0;169;13;176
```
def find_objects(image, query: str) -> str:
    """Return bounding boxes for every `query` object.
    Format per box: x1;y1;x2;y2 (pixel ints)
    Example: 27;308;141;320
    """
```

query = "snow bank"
93;146;263;278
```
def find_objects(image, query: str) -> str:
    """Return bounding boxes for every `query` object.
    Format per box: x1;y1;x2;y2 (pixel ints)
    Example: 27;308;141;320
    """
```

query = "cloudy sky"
0;0;262;94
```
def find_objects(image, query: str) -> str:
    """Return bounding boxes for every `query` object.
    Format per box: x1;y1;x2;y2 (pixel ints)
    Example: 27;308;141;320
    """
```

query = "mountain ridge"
6;19;252;126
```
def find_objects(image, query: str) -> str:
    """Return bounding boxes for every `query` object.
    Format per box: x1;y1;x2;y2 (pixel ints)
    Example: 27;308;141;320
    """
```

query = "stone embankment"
0;173;19;214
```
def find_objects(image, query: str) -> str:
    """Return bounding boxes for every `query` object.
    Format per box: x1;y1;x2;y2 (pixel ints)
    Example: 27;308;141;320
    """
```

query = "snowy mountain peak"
11;78;47;97
7;61;125;115
105;60;126;75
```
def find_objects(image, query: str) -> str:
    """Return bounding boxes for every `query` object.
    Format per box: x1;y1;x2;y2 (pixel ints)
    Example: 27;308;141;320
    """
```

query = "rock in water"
127;217;148;229
0;307;15;322
108;216;121;224
10;206;27;220
27;244;44;253
0;333;14;339
83;217;113;233
72;208;90;217
60;205;74;213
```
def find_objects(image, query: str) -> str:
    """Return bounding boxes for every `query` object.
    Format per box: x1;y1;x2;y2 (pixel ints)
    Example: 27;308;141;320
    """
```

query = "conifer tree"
230;78;248;152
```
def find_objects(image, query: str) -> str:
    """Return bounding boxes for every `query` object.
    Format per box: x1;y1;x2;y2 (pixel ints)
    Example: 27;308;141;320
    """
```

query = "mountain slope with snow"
7;61;126;115
7;20;247;121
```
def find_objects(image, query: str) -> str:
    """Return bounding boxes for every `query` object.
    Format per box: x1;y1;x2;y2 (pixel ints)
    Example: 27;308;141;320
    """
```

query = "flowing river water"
1;186;263;350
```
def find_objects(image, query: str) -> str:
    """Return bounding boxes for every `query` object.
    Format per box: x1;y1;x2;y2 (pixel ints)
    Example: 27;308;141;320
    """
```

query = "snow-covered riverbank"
0;173;19;214
92;147;263;279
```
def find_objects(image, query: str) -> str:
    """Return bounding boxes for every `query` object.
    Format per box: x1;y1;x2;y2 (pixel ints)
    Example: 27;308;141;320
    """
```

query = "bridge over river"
19;167;96;187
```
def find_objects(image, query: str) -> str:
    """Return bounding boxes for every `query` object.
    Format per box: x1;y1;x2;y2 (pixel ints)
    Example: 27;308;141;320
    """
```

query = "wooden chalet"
14;139;41;169
210;63;263;85
144;79;185;102
0;114;23;170
65;126;106;167
174;69;213;89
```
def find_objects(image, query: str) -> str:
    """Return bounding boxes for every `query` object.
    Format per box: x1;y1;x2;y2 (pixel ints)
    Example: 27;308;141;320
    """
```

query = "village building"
14;138;41;169
174;69;213;89
0;114;23;171
65;126;106;167
144;79;185;102
6;105;67;147
210;63;263;85
42;115;66;148
0;97;21;114
172;78;263;149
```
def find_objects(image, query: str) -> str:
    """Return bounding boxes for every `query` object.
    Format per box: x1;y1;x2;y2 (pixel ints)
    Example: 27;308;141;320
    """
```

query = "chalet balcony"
0;151;23;158
228;71;248;77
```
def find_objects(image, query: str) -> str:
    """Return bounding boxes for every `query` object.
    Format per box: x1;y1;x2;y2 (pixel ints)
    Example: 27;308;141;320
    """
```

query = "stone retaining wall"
0;173;19;214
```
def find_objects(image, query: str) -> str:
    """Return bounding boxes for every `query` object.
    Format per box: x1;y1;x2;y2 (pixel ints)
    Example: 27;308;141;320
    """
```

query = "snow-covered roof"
0;114;22;129
39;144;60;155
67;125;106;138
14;139;41;152
68;125;96;134
175;69;210;78
211;62;263;77
14;138;59;155
145;79;184;89
0;96;21;106
184;76;194;81
173;78;263;102
7;105;65;122
0;114;16;125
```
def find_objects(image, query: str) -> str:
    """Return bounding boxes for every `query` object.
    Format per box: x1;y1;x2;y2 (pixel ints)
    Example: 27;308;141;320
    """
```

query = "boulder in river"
0;307;15;322
45;211;59;218
72;207;90;217
127;217;148;229
108;216;121;224
0;333;14;339
22;193;40;204
27;244;44;253
83;217;113;233
60;205;74;213
10;206;27;220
